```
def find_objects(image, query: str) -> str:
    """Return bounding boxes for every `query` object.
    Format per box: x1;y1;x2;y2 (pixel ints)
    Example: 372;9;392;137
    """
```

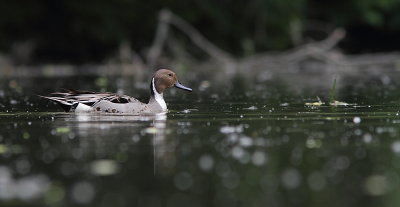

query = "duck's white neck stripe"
152;78;167;111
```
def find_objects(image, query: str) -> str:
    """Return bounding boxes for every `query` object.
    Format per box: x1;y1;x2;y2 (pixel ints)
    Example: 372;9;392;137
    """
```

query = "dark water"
1;73;400;207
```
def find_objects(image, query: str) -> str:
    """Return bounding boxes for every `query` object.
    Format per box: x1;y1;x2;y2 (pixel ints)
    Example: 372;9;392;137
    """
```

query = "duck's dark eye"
168;73;173;77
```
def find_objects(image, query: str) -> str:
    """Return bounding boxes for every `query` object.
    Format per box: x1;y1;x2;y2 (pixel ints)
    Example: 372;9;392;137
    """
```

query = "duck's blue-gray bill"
175;81;192;92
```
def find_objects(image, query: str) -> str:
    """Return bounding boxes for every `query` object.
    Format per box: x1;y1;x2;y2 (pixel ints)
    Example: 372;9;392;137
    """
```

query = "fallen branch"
147;9;234;67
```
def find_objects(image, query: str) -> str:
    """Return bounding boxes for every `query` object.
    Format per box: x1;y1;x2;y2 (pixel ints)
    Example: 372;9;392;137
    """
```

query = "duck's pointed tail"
38;95;78;112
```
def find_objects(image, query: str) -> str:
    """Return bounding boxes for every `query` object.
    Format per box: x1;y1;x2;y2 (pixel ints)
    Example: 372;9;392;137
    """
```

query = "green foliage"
307;0;400;28
0;0;400;63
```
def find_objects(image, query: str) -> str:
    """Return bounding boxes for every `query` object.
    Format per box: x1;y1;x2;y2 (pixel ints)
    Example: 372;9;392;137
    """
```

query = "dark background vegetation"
1;0;400;64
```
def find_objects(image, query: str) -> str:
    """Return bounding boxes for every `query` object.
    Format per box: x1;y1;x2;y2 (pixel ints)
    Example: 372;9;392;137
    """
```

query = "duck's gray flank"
40;69;192;114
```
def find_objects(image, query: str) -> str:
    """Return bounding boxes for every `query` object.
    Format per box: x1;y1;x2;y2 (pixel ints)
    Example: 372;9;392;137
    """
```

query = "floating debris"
244;106;258;110
305;78;356;107
328;77;356;106
330;100;353;106
181;109;190;113
305;96;324;107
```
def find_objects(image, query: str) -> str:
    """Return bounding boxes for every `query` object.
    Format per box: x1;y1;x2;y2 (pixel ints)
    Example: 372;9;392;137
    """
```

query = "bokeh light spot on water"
231;146;245;160
281;168;301;189
307;171;326;191
132;134;141;143
115;152;128;163
15;158;31;175
220;125;244;134
143;127;158;134
174;172;193;191
306;138;322;149
251;151;267;166
332;156;350;171
71;181;95;204
89;159;119;176
0;166;14;200
239;136;253;147
391;141;400;154
71;148;84;159
353;117;361;124
363;175;388;196
221;171;240;189
22;132;30;139
60;162;79;176
362;133;373;144
355;148;367;159
44;183;65;205
0;144;8;154
354;128;362;136
16;175;49;200
238;150;251;164
0;166;49;201
198;154;214;172
55;127;71;134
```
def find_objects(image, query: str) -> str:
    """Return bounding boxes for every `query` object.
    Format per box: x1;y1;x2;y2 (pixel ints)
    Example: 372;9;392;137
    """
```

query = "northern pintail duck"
41;69;192;114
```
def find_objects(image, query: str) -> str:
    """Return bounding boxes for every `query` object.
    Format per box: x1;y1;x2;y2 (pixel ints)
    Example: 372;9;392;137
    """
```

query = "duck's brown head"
152;69;192;94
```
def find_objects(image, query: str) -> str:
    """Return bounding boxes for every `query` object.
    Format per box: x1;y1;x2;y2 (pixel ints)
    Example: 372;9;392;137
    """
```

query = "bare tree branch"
147;9;172;69
147;9;233;67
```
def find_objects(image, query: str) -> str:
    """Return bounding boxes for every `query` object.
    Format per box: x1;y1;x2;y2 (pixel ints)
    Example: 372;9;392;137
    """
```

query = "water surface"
1;74;400;207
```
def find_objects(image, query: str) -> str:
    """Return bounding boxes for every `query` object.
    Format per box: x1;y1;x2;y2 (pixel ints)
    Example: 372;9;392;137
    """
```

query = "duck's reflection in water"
52;113;175;176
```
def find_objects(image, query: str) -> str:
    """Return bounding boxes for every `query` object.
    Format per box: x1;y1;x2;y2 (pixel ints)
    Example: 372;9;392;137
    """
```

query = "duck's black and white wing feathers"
40;89;141;112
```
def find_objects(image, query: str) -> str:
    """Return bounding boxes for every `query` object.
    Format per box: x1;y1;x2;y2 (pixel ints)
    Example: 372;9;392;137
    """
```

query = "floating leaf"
330;100;350;106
